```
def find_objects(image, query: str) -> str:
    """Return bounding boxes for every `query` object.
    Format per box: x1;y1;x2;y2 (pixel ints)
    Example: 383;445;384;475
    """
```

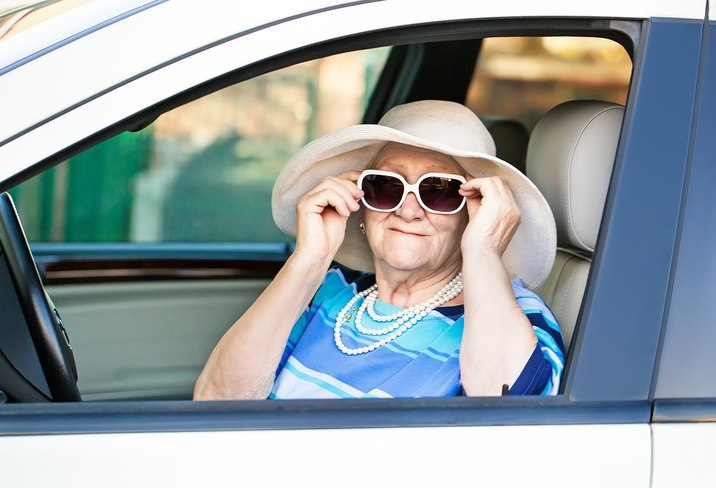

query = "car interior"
530;100;624;350
0;26;633;403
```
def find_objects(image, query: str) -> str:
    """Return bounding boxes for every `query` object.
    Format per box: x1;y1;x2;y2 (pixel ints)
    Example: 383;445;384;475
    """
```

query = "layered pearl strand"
333;273;463;355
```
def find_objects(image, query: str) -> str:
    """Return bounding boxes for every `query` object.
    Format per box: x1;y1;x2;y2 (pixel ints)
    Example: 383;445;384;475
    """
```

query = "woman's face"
364;143;468;276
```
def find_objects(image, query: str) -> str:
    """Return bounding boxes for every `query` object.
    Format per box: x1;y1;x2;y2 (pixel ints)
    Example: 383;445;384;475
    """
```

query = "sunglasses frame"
357;169;467;215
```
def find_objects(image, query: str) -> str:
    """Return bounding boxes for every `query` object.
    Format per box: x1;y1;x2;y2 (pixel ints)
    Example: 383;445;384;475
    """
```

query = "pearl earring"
359;223;366;235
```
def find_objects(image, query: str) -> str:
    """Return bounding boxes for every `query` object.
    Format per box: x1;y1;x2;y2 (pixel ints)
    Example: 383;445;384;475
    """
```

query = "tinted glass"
10;47;390;244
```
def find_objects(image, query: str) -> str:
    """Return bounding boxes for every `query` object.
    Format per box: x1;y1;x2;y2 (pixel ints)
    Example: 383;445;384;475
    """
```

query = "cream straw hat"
272;100;556;289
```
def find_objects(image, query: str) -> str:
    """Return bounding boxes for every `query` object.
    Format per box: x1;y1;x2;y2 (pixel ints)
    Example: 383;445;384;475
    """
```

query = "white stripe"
273;356;365;398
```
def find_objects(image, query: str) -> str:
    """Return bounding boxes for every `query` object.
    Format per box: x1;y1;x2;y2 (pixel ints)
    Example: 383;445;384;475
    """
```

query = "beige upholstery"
527;100;624;348
533;249;591;349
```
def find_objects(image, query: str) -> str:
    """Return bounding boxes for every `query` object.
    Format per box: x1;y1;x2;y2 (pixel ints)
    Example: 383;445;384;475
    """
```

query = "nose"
395;191;425;221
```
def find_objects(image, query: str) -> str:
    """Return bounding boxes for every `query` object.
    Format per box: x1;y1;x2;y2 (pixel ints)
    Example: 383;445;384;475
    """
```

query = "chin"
383;252;430;272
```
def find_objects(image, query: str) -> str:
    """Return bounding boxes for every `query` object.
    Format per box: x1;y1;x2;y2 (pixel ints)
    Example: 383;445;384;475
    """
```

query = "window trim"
0;396;651;435
1;18;669;422
651;17;716;399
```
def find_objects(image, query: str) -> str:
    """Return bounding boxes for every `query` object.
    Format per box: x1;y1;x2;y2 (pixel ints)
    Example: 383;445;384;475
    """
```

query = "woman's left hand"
458;176;537;397
459;176;521;255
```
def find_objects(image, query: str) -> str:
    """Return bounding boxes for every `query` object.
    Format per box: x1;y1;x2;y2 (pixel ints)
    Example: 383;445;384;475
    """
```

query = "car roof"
0;0;708;185
0;0;706;70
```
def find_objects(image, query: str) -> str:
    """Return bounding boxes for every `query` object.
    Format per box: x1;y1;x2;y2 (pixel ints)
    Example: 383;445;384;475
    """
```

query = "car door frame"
0;4;687;432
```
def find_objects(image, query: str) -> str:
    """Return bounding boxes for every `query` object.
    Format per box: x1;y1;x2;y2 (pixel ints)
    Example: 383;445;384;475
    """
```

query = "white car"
0;1;714;486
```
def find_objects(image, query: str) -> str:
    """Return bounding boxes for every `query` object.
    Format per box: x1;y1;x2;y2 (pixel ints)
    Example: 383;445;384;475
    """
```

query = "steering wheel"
0;192;80;402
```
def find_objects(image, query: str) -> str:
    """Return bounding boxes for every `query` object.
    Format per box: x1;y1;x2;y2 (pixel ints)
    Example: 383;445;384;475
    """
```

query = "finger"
310;175;364;203
326;172;364;196
300;187;358;217
307;177;363;211
459;186;483;198
460;176;513;200
323;191;356;217
459;179;483;199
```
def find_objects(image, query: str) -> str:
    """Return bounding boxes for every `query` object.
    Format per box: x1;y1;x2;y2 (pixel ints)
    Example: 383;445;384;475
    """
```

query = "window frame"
1;16;697;432
564;17;705;403
652;18;716;408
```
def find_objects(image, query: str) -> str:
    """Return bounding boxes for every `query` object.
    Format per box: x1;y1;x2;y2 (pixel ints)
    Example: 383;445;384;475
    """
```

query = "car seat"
526;100;624;349
482;115;530;174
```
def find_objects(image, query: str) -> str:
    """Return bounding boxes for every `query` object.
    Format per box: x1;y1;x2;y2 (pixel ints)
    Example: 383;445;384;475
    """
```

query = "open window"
7;25;633;402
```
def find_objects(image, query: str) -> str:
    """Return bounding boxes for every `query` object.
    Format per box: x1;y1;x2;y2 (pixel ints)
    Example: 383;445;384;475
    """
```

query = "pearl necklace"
333;273;463;355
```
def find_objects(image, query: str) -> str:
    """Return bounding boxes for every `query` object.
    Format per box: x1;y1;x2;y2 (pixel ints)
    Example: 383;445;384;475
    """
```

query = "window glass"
466;36;631;130
11;47;390;243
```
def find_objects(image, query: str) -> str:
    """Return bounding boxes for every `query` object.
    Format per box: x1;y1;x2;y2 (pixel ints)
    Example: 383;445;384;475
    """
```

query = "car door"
650;9;716;486
0;1;709;486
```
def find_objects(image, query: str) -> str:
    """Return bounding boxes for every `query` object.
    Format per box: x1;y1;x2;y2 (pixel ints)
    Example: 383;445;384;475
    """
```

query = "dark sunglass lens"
419;177;464;212
361;174;404;209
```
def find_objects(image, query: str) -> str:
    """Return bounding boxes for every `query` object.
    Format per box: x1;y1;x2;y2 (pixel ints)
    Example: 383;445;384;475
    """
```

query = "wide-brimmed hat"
272;100;556;289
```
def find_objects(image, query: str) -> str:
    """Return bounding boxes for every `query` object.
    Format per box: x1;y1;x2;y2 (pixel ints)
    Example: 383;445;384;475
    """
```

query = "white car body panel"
0;424;652;487
0;0;344;139
651;423;716;487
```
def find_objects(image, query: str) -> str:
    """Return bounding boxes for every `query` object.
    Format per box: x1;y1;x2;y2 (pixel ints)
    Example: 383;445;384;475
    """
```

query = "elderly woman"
194;100;564;399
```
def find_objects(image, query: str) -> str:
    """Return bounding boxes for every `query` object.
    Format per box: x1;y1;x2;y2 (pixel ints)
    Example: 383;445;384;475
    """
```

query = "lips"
389;227;426;237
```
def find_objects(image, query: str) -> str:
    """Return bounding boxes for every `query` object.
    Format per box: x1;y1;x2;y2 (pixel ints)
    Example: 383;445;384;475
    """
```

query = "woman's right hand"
293;171;363;265
196;172;362;400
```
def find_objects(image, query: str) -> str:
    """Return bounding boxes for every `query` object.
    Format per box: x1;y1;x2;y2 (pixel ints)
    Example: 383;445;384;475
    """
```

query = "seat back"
482;115;530;174
526;100;624;349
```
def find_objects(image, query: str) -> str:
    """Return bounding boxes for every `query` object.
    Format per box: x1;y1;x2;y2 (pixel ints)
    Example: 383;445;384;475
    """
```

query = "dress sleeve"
506;281;566;396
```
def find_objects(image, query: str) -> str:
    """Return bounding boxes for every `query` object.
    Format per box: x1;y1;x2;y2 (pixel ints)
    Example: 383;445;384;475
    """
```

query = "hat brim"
272;124;556;289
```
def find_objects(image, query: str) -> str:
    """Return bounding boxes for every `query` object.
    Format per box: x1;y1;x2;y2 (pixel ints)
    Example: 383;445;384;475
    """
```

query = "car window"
10;38;632;247
10;47;390;244
466;36;631;130
6;33;635;404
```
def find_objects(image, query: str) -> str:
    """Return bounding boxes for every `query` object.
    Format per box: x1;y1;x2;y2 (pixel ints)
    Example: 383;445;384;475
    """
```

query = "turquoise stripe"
542;346;565;371
338;325;421;359
534;327;562;358
522;308;560;331
514;294;540;300
272;269;564;398
283;360;354;398
421;346;456;362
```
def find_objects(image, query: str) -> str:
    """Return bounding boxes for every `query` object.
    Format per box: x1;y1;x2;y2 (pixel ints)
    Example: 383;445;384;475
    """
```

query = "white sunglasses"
357;169;467;215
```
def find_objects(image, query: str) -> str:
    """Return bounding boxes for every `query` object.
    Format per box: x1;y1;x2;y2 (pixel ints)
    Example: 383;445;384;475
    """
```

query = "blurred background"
10;36;631;245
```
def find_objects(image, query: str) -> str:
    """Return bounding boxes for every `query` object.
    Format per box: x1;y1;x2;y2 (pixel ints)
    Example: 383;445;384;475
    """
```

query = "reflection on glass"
11;47;390;243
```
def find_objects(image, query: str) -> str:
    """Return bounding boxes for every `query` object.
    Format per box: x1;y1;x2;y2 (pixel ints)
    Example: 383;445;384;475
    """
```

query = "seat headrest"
481;116;529;174
526;101;623;252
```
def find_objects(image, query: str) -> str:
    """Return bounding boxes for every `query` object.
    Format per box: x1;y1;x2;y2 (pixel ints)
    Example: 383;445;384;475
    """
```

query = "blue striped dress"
270;268;564;399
